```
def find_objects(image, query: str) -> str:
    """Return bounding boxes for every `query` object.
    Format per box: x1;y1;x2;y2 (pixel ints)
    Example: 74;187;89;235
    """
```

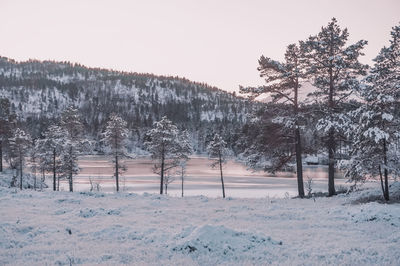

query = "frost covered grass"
0;185;399;265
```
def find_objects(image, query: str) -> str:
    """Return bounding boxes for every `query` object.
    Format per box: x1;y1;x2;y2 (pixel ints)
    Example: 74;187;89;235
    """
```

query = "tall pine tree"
240;43;306;198
301;18;368;196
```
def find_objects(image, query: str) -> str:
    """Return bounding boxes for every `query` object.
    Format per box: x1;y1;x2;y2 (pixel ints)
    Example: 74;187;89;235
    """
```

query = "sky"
0;0;399;92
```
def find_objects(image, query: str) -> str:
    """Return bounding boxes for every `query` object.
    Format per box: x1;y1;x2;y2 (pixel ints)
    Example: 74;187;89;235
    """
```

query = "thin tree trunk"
115;153;119;192
160;153;164;194
328;128;336;196
293;77;304;198
53;148;56;191
219;151;225;198
57;174;60;191
328;35;336;197
165;183;168;195
33;162;36;191
379;165;385;198
69;147;73;192
19;149;23;190
41;169;45;191
383;139;389;201
181;171;184;197
295;128;305;198
0;140;3;172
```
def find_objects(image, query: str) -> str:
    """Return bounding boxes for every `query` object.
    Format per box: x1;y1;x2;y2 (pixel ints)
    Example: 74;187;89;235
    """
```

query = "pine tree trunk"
69;147;73;192
328;128;336;196
379;165;385;198
0;140;3;172
19;150;23;190
160;153;164;194
327;36;336;197
69;172;73;192
53;148;56;191
383;139;390;201
115;154;119;192
181;171;184;197
295;128;305;198
293;77;304;198
33;164;36;191
219;151;225;198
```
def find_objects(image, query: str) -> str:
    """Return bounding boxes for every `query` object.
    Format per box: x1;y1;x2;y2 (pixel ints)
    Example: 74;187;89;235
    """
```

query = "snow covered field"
1;184;399;265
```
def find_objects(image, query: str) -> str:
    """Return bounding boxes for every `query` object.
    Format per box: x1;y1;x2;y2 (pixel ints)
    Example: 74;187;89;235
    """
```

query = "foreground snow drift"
0;187;399;265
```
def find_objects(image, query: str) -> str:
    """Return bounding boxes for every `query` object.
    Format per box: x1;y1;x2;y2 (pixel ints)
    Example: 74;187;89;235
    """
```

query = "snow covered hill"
1;186;399;265
0;56;255;152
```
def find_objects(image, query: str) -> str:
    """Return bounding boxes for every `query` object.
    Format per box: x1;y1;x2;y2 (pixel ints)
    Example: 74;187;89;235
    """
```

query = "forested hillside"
0;56;253;152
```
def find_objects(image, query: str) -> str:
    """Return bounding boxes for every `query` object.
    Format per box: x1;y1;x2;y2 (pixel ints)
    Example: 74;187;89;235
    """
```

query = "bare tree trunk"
19;150;23;190
57;174;60;191
328;128;336;196
219;151;225;198
379;165;385;198
69;147;73;192
0;140;3;172
160;152;164;194
53;148;56;191
41;169;45;191
115;154;119;192
294;77;304;198
328;35;336;197
33;163;36;191
383;139;389;201
165;183;168;195
181;170;184;197
295;128;305;198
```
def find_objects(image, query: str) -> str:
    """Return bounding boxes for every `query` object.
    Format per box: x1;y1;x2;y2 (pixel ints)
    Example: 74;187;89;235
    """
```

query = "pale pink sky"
0;0;399;92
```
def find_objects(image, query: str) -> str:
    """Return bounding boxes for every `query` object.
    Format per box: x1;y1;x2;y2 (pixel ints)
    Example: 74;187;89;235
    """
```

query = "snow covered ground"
1;184;399;265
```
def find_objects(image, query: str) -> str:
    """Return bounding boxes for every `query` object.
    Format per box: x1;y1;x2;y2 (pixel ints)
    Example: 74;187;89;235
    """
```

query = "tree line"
239;18;400;201
0;104;229;197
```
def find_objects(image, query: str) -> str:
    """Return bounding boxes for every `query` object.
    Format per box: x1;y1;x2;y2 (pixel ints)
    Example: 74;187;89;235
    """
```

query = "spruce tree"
344;24;400;201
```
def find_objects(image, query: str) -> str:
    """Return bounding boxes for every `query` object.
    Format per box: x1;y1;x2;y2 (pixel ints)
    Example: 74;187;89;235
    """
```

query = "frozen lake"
58;156;349;198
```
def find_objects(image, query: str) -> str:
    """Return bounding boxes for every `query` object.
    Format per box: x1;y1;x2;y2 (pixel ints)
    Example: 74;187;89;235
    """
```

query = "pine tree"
9;128;31;190
240;43;306;198
344;24;400;201
301;18;368;196
60;106;83;192
39;125;67;191
207;133;227;198
0;98;15;172
103;114;128;192
145;117;192;194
